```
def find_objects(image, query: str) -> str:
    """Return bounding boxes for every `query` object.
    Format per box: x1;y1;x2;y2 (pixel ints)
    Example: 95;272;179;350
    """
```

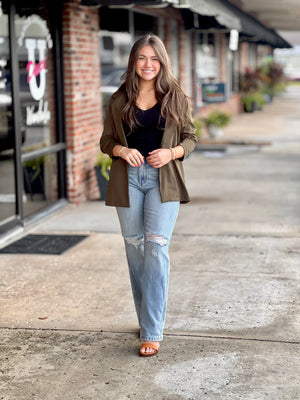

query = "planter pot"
263;94;272;104
263;93;274;104
23;165;45;199
243;101;255;113
95;166;109;201
207;125;224;139
243;100;264;113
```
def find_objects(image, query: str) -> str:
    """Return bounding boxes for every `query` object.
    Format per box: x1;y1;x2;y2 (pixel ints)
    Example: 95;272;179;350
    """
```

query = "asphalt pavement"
0;86;299;399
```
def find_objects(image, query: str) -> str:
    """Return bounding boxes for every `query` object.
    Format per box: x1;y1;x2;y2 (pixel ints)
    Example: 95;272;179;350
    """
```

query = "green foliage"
23;155;45;183
95;151;112;181
193;118;204;139
239;67;264;93
23;156;45;168
203;109;231;128
241;91;265;112
239;60;286;106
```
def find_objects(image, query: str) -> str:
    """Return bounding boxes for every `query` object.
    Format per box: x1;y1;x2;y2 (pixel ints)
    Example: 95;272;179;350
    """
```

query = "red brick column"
178;20;187;94
164;18;173;63
240;42;249;72
219;33;227;82
63;0;102;204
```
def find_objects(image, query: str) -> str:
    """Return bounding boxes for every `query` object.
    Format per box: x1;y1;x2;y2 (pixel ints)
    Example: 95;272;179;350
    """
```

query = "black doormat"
0;234;89;255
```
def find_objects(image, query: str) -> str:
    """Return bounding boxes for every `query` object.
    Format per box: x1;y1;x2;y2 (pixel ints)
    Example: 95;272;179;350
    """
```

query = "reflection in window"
15;12;57;153
22;152;59;217
16;8;61;218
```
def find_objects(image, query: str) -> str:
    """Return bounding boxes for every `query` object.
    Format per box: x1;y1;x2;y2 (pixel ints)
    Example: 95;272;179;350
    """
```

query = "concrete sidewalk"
0;86;299;399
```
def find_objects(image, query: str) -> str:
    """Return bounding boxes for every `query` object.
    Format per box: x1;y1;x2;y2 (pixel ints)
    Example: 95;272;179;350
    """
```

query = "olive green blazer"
100;89;197;207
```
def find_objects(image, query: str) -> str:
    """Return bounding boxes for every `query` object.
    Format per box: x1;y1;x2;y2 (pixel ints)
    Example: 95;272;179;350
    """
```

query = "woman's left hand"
146;149;172;168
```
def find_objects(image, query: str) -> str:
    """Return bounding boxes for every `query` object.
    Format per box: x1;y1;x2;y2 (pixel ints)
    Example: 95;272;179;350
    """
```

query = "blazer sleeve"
100;96;121;158
178;97;198;160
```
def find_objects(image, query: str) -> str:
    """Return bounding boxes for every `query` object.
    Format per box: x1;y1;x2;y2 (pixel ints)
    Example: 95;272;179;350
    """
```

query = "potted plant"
239;68;265;112
23;155;46;199
94;150;112;201
257;59;286;102
203;109;231;139
193;117;204;141
241;91;265;112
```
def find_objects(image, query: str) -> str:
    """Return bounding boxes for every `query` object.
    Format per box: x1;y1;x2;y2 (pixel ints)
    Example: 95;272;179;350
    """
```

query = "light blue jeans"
116;161;179;342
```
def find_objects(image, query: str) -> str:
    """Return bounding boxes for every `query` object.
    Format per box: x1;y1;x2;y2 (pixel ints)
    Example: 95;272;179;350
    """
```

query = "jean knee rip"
146;233;168;247
124;234;144;250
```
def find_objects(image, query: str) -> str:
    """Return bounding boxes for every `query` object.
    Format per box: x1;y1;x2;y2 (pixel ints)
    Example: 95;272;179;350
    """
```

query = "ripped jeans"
116;162;179;342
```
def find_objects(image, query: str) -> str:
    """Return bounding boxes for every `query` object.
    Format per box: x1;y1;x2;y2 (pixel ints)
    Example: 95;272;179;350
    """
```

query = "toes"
145;347;154;354
140;342;160;354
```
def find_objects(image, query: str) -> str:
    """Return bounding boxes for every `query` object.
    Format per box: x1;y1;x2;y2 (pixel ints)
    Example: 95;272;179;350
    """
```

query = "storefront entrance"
0;0;66;235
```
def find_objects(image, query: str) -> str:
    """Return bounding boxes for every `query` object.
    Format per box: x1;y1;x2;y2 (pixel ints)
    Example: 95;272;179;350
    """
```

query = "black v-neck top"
123;103;166;157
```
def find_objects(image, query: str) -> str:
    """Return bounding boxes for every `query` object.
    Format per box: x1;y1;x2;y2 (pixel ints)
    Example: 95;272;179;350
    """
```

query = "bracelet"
118;146;125;157
169;147;176;160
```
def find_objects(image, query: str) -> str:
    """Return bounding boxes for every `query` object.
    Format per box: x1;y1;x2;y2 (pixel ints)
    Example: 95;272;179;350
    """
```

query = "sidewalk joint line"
0;326;299;345
174;232;300;239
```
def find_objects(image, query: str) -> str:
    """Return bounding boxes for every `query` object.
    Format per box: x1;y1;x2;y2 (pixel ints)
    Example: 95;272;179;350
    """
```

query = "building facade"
0;0;290;239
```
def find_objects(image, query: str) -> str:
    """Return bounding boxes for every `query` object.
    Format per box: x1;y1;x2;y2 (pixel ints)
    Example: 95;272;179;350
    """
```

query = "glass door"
16;4;63;217
0;6;17;231
0;0;66;235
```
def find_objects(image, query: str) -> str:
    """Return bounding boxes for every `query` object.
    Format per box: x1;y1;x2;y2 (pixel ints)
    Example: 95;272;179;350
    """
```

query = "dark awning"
80;0;292;48
220;0;292;49
81;0;242;31
186;0;241;31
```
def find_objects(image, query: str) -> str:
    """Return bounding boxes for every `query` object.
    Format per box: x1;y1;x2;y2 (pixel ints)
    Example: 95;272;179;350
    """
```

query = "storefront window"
0;0;65;233
196;33;219;82
196;32;220;107
0;4;16;229
15;5;61;217
99;8;161;113
16;12;56;151
22;152;58;216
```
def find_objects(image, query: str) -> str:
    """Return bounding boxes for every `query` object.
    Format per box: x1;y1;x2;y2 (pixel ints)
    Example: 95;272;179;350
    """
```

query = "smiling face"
135;45;161;83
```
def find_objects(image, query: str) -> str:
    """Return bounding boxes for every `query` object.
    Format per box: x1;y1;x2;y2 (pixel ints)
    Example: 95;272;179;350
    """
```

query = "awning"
80;0;241;32
81;0;242;31
187;0;241;32
220;0;292;48
80;0;291;48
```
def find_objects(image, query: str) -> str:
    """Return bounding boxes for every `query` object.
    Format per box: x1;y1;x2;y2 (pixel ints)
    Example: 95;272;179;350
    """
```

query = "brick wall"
178;19;188;94
164;15;173;61
63;0;102;204
240;42;249;72
219;33;227;82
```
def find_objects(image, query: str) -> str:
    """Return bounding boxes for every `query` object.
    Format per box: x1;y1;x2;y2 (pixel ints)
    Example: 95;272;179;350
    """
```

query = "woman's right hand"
119;147;144;167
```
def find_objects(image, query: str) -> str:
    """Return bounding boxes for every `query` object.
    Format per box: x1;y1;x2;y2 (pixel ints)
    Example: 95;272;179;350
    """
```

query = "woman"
100;34;197;357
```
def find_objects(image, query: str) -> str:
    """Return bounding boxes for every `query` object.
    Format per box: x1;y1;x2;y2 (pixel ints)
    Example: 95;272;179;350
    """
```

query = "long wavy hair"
120;33;188;132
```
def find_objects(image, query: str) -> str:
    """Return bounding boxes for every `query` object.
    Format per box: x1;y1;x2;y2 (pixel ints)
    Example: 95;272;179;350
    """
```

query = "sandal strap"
140;342;160;351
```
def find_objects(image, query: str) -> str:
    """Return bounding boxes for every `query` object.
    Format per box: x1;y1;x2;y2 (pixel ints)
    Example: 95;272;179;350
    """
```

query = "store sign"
18;15;53;126
25;39;47;101
202;83;227;103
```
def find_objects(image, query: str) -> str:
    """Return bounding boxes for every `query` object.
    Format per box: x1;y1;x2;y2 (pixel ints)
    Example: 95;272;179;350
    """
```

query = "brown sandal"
139;342;160;357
